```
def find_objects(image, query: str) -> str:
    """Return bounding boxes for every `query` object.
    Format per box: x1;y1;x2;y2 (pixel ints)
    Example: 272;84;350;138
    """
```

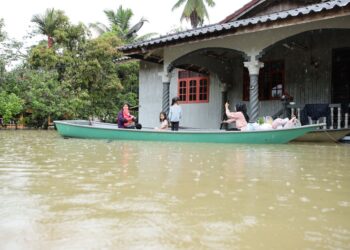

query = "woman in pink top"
222;102;249;130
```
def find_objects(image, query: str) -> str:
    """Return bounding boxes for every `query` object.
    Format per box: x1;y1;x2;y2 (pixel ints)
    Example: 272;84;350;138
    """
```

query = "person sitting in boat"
155;111;169;130
272;116;299;129
247;116;300;131
222;102;249;131
117;103;136;129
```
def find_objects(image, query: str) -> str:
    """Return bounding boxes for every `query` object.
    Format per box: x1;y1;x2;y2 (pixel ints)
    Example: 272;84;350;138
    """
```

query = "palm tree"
105;6;133;38
172;0;215;28
90;5;155;42
31;8;68;48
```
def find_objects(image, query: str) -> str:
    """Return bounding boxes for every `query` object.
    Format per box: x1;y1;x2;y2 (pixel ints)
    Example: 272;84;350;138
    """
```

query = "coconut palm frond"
173;0;215;28
95;5;150;42
104;6;133;32
205;0;215;7
196;0;209;20
31;8;67;36
115;6;133;31
172;0;188;11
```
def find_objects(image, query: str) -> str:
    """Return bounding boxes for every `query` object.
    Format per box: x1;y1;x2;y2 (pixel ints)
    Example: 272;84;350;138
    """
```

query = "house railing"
287;103;349;129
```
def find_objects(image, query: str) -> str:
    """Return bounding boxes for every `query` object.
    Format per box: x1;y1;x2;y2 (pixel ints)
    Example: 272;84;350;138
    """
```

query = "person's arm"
224;118;237;124
225;103;241;123
225;102;230;111
117;112;125;127
225;102;232;118
123;111;134;122
226;109;239;120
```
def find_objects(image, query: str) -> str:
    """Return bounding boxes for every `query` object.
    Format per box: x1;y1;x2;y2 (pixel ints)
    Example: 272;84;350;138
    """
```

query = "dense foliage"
0;91;23;124
0;9;140;128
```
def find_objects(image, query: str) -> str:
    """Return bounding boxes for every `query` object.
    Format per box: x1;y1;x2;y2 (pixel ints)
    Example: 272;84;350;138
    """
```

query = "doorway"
332;48;350;106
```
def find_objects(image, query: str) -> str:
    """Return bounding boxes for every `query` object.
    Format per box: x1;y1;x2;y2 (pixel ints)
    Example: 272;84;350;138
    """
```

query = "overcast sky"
0;0;251;41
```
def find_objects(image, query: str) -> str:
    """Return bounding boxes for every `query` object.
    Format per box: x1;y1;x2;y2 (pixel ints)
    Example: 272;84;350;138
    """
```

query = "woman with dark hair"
168;97;182;131
235;103;250;123
155;111;169;130
222;102;249;130
117;103;136;129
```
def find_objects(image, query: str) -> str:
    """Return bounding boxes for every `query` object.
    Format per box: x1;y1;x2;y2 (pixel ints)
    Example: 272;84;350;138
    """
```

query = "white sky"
0;0;251;41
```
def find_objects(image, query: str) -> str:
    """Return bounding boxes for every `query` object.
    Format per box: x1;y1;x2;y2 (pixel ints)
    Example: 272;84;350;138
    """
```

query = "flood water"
0;130;349;249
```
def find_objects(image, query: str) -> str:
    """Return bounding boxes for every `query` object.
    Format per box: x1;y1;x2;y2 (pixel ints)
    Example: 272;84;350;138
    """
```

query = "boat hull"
54;120;322;144
292;128;350;142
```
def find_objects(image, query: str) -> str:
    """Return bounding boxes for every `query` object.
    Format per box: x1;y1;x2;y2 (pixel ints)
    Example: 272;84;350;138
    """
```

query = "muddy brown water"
0;130;349;249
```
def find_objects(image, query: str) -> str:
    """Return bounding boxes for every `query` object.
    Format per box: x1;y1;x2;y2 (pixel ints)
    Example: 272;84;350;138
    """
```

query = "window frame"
177;71;210;104
243;60;285;101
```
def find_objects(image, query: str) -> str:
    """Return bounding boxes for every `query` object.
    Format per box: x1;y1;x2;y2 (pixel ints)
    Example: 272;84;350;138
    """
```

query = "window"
178;71;209;103
243;60;285;101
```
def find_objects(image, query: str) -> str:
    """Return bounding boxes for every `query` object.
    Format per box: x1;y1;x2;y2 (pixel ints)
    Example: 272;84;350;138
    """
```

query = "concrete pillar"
244;60;264;122
161;73;171;115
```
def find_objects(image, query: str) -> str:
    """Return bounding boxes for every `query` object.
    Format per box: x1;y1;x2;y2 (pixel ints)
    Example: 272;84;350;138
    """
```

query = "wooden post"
330;106;334;129
322;117;327;129
345;104;350;129
308;116;313;125
291;107;295;118
288;104;301;120
297;107;301;121
329;104;341;129
337;106;341;129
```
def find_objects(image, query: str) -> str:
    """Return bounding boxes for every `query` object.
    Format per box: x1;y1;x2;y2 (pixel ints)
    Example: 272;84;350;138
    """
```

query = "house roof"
114;56;135;63
219;0;262;23
119;0;350;54
219;0;330;23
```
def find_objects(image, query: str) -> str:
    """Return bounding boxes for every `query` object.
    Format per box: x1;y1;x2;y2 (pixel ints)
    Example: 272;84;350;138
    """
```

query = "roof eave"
118;28;238;54
118;0;350;55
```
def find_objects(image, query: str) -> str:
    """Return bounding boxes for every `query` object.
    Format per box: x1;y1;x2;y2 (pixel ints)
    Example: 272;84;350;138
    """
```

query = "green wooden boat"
54;120;323;144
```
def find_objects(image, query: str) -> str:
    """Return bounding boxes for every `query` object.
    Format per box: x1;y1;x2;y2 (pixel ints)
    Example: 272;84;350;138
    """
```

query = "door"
332;48;350;105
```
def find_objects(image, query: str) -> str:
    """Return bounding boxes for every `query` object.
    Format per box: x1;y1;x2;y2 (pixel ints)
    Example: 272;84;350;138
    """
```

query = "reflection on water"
0;130;349;249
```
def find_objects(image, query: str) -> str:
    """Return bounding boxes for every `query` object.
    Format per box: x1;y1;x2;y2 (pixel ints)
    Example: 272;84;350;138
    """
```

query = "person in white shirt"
168;97;182;131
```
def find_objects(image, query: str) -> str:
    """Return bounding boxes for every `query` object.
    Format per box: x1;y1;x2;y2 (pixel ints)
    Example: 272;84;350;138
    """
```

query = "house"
119;0;350;129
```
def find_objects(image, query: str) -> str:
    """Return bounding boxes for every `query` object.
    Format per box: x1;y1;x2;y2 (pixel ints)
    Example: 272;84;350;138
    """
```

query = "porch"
119;0;350;130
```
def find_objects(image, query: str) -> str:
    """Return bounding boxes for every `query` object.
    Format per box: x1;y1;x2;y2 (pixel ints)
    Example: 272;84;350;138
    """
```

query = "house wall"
169;70;223;129
255;29;350;117
138;61;163;128
139;62;224;129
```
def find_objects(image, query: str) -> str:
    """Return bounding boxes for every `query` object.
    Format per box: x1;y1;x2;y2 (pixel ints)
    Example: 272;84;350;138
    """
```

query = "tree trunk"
190;12;199;28
48;36;54;48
